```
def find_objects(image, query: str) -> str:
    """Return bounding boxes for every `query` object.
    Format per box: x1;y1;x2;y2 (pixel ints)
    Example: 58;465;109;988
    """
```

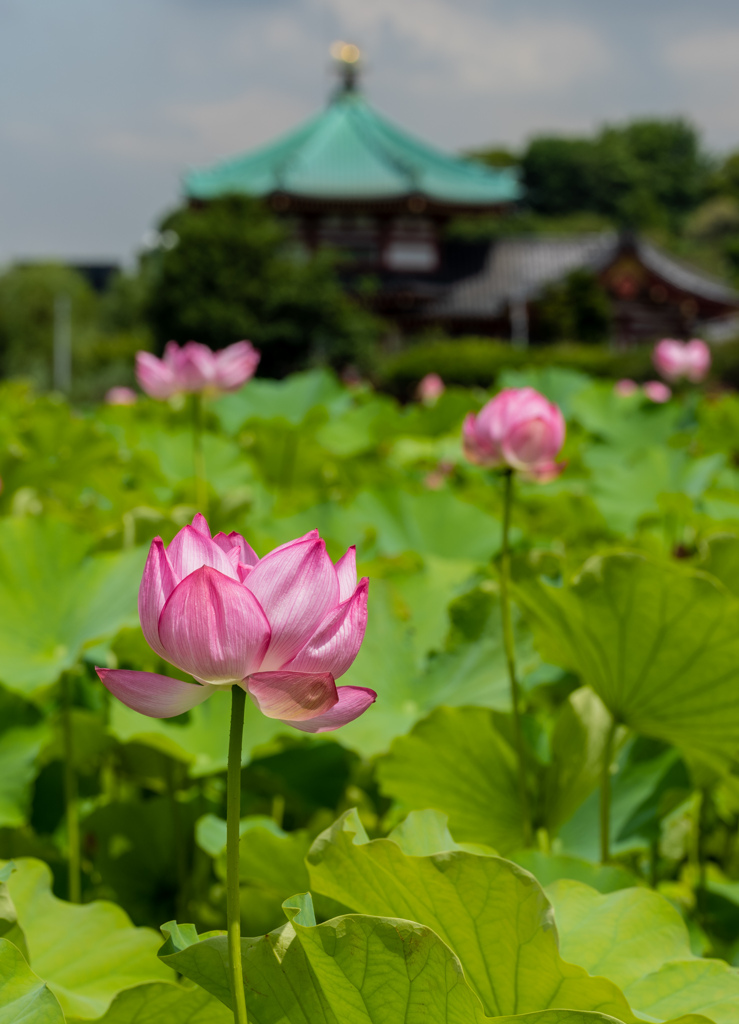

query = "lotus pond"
1;364;739;1023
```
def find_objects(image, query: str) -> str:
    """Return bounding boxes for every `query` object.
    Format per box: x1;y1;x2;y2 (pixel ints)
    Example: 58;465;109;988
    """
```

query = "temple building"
184;47;739;344
183;45;520;323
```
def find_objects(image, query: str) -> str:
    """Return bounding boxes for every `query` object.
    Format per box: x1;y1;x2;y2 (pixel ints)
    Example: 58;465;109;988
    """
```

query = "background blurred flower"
463;387;566;481
417;373;445;405
105;386;138;406
653;338;711;383
136;340;260;400
614;378;639;396
97;515;375;733
644;380;672;403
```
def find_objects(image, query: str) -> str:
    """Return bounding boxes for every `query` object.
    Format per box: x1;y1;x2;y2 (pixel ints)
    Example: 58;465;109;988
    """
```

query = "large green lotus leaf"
132;425;254;495
697;534;739;598
376;707;526;852
0;518;144;695
413;581;542;713
548;881;692;989
386;808;496;857
306;809;633;1020
511;853;639;894
549;881;739;1023
159;895;623;1024
545;688;627;835
270;488;501;562
625;962;739;1024
557;745;683;862
0;858;170;1020
0;937;64;1024
581;446;690;535
515;553;739;773
0;725;48;828
0;863;27;959
212;369;350;433
84;981;231;1023
570;383;682;451
109;685;286;775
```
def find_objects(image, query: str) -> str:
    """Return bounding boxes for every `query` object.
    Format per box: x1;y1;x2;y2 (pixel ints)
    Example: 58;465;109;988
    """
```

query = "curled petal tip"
281;685;376;733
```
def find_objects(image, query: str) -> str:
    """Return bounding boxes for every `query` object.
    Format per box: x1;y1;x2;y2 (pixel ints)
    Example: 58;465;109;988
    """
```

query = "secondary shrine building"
183;49;739;346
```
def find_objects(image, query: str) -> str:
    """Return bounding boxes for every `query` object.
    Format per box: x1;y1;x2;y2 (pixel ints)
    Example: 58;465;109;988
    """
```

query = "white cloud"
316;0;611;94
664;28;739;76
95;89;310;167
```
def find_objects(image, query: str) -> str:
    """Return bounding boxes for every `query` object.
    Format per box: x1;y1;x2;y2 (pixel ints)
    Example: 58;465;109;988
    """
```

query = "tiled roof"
429;233;739;317
184;91;520;208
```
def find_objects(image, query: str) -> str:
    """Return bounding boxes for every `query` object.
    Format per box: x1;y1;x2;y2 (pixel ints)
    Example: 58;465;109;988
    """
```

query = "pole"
53;294;72;393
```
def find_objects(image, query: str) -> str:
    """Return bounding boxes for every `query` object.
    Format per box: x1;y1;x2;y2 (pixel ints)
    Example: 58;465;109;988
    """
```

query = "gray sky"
3;0;739;263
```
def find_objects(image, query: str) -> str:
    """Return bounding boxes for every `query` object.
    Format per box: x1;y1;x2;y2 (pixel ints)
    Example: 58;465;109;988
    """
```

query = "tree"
0;264;97;386
520;119;711;228
143;195;381;377
535;269;611;344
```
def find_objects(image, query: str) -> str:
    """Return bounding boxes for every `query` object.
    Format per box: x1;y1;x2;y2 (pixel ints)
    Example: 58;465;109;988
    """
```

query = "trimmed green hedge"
376;339;654;395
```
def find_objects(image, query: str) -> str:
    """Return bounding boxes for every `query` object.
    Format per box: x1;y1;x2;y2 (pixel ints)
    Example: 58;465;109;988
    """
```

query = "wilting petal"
246;670;337;721
334;546;357;603
213;531;259;567
159;566;271;682
167;524;238;581
282;685;377;733
96;668;211;718
246;536;340;669
139;538;177;659
285;578;368;678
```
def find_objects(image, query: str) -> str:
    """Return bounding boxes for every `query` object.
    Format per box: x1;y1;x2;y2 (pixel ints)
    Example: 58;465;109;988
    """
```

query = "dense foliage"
144;196;381;377
1;365;739;1021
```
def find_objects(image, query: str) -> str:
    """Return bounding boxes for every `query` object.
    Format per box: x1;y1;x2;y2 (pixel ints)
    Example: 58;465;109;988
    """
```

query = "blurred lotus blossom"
644;380;672;403
97;515;375;733
614;379;639;397
463;387;566;482
653;338;711;383
417;373;445;405
136;340;260;400
105;386;138;406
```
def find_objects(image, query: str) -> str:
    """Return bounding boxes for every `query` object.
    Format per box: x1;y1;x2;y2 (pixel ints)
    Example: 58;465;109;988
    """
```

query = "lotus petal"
283;685;377;733
96;668;211;718
246;670;337;721
159;566;270;682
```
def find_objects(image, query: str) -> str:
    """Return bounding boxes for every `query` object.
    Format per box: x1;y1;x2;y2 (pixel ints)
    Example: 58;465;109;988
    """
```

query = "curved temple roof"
184;89;520;209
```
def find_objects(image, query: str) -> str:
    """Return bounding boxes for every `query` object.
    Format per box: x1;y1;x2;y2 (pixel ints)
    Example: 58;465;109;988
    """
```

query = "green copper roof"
184;90;520;207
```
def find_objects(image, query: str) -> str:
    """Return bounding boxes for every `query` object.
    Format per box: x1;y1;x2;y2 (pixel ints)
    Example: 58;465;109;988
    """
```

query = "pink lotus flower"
417;373;445;405
653;338;711;383
643;380;672;403
96;516;375;732
136;340;260;400
105;386;138;406
463;387;566;482
614;379;639;397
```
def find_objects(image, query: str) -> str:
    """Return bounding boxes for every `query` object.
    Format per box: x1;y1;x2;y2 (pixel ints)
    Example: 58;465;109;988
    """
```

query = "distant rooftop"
429;232;739;319
184;47;520;213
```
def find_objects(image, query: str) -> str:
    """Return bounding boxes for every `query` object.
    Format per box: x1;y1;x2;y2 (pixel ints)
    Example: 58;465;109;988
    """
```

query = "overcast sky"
3;0;739;263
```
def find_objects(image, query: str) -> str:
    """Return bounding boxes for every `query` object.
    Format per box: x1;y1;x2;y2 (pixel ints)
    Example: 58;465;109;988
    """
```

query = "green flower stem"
499;469;532;847
227;685;248;1024
600;717;619;864
191;392;208;515
62;673;81;903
